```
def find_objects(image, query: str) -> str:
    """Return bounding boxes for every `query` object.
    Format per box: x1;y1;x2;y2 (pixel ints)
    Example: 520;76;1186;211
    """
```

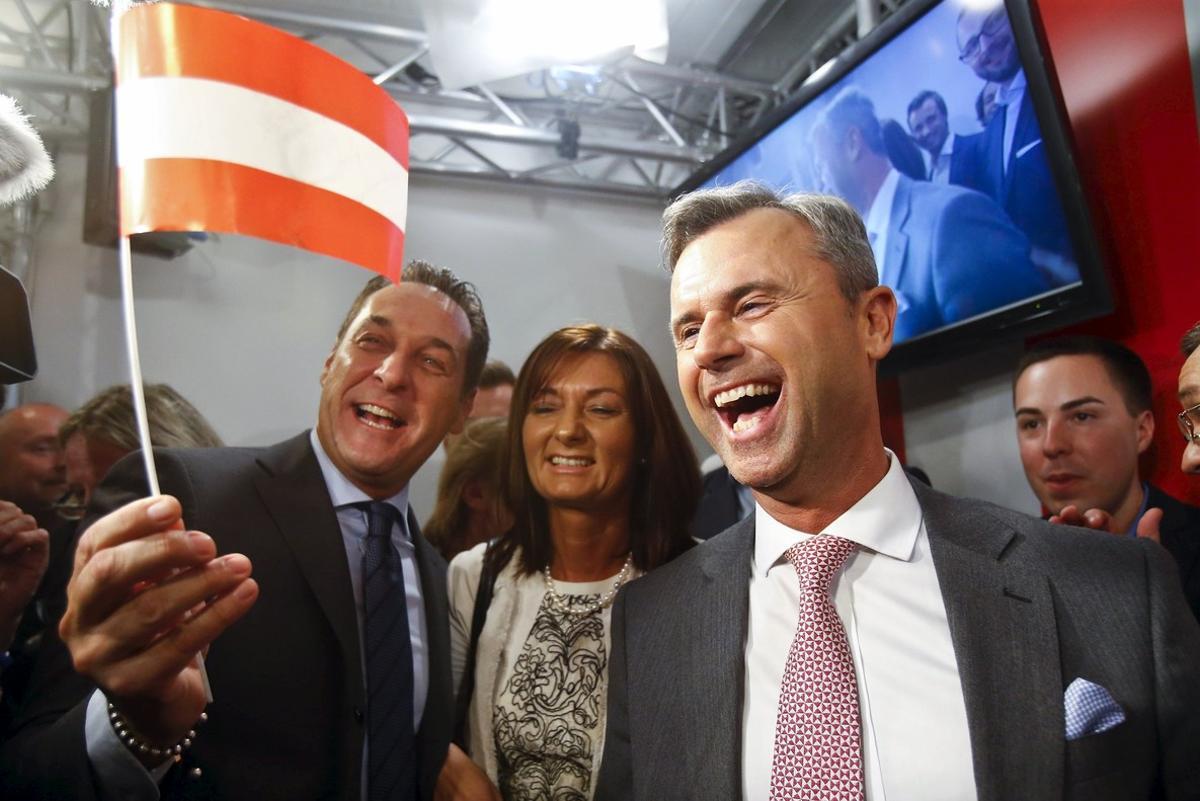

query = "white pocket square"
1063;677;1125;741
1015;138;1043;159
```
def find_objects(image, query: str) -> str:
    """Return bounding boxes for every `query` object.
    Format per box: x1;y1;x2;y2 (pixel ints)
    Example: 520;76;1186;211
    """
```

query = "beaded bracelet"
107;702;207;764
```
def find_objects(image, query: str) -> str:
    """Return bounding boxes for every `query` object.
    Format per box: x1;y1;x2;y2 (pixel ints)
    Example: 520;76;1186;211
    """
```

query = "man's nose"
692;313;743;372
1042;418;1071;456
374;353;411;390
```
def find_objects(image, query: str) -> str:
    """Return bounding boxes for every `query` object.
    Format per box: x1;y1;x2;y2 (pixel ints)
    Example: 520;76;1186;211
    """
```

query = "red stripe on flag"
117;3;409;169
121;159;404;281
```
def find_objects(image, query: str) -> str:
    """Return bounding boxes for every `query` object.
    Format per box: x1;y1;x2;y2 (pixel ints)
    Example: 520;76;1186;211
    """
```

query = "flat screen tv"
676;0;1111;372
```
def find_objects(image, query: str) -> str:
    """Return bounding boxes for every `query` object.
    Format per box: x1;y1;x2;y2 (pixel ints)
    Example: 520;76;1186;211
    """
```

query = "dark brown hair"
487;325;700;576
334;261;490;396
1015;336;1152;415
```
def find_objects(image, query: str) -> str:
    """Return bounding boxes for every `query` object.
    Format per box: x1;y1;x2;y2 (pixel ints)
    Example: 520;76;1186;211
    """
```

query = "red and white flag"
115;2;409;280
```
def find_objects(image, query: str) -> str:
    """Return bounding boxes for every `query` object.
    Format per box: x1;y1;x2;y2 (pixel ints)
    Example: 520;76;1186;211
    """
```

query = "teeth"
732;417;758;434
551;456;591;467
714;383;779;408
360;417;393;431
359;403;397;420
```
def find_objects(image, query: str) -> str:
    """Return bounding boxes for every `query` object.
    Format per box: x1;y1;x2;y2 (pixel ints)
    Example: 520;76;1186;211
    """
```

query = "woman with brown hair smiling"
436;324;700;801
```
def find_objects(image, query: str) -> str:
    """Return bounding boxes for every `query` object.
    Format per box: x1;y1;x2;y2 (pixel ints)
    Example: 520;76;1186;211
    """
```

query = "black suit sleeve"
595;589;633;801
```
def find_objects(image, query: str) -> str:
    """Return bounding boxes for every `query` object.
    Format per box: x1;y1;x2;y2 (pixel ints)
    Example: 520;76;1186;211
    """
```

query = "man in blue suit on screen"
956;1;1079;287
810;87;1048;342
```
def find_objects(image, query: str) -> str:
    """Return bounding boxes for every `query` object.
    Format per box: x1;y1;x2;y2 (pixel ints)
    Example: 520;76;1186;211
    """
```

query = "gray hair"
60;383;224;451
661;180;878;303
1183;321;1200;358
814;87;886;156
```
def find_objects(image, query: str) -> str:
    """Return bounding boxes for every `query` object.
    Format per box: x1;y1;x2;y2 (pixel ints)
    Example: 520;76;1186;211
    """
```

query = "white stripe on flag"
117;76;408;231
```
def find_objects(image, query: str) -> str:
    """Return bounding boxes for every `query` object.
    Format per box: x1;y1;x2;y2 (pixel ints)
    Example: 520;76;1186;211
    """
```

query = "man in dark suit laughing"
2;261;490;801
595;182;1200;801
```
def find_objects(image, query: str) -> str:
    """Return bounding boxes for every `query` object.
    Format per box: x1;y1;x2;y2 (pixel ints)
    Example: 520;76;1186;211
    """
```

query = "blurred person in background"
0;404;68;530
424;417;512;561
1179;321;1200;476
57;383;224;517
1014;336;1200;621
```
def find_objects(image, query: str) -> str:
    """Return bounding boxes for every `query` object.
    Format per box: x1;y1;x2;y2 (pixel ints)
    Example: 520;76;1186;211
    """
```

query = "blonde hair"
60;384;223;451
423;417;508;559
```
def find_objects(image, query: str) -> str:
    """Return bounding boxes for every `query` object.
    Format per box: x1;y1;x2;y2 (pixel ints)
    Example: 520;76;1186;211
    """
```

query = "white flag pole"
109;1;213;704
117;236;161;497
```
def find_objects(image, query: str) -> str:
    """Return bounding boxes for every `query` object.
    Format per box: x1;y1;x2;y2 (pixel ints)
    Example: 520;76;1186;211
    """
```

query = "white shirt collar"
308;428;410;513
864;168;901;244
753;449;923;577
997;68;1027;106
938;133;956;159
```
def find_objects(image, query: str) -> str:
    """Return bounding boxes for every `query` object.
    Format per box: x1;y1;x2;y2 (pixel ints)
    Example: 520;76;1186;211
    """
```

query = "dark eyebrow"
1015;396;1106;417
359;316;459;358
669;280;783;335
1060;396;1105;411
534;387;624;399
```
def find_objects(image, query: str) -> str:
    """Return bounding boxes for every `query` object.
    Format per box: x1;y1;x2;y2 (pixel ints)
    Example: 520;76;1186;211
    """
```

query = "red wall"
1036;0;1200;504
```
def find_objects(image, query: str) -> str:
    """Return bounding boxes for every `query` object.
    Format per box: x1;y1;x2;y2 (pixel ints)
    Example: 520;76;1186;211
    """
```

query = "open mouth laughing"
354;402;406;430
712;382;781;436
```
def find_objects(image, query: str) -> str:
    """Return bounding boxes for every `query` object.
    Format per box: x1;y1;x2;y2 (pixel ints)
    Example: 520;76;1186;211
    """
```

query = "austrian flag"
115;3;409;280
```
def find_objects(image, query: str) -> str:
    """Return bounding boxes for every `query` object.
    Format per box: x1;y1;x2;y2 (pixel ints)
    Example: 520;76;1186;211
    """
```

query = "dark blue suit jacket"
878;174;1049;342
971;89;1077;285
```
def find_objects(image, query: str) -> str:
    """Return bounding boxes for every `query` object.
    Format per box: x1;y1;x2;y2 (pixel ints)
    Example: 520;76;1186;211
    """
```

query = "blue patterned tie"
361;501;418;801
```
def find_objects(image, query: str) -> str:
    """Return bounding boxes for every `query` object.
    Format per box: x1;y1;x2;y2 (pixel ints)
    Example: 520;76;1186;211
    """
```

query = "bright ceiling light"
419;0;668;90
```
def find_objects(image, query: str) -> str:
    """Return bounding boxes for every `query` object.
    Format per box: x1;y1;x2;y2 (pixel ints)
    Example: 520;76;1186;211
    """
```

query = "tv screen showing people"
700;0;1081;345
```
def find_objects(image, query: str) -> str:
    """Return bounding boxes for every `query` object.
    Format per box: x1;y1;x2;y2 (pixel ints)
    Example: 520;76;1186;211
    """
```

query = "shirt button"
354;707;364;724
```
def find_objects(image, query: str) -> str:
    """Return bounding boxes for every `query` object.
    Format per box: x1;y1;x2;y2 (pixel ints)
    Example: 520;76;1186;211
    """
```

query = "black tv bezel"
673;0;1112;375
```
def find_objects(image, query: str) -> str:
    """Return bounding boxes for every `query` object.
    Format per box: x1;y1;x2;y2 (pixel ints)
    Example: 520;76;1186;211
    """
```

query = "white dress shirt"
924;134;959;185
997;69;1028;176
741;452;977;801
863;168;901;279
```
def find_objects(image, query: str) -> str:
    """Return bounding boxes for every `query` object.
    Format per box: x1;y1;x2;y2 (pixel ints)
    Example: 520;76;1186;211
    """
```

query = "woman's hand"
435;743;502;801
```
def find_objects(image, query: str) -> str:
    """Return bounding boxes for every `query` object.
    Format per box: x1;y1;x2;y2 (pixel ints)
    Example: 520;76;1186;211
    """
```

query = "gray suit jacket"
880;174;1048;343
595;481;1200;801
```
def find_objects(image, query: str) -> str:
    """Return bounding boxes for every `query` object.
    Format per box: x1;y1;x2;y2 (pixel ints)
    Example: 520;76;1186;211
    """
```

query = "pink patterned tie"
769;535;863;801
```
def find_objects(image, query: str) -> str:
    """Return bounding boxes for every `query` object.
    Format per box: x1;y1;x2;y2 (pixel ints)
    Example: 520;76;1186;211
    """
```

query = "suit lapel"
410;513;452;798
916;483;1064;801
253;433;363;691
687;517;753;798
1002;93;1038;201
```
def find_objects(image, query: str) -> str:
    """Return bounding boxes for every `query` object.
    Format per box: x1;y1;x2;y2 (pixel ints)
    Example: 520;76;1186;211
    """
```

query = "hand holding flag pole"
97;0;410;722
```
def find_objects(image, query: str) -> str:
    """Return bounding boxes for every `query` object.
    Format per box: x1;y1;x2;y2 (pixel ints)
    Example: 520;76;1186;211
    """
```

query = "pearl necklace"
542;552;634;618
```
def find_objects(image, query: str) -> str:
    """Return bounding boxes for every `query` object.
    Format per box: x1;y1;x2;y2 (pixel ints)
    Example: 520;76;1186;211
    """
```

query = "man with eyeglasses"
1178;321;1200;474
956;2;1076;287
1013;336;1200;623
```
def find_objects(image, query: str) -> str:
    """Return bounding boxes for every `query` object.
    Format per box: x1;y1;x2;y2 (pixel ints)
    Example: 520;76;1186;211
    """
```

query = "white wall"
899;343;1041;515
17;153;706;515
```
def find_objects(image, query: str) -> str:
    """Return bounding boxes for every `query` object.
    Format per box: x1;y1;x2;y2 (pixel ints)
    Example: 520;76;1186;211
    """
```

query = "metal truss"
0;0;908;199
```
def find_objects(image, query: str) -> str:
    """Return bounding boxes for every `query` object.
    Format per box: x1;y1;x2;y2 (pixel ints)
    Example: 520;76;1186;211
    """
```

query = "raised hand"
0;500;50;649
59;495;258;750
1049;503;1162;543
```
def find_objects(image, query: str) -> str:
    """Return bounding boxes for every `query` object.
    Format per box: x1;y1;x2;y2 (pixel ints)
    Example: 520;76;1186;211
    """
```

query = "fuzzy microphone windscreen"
0;94;54;206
